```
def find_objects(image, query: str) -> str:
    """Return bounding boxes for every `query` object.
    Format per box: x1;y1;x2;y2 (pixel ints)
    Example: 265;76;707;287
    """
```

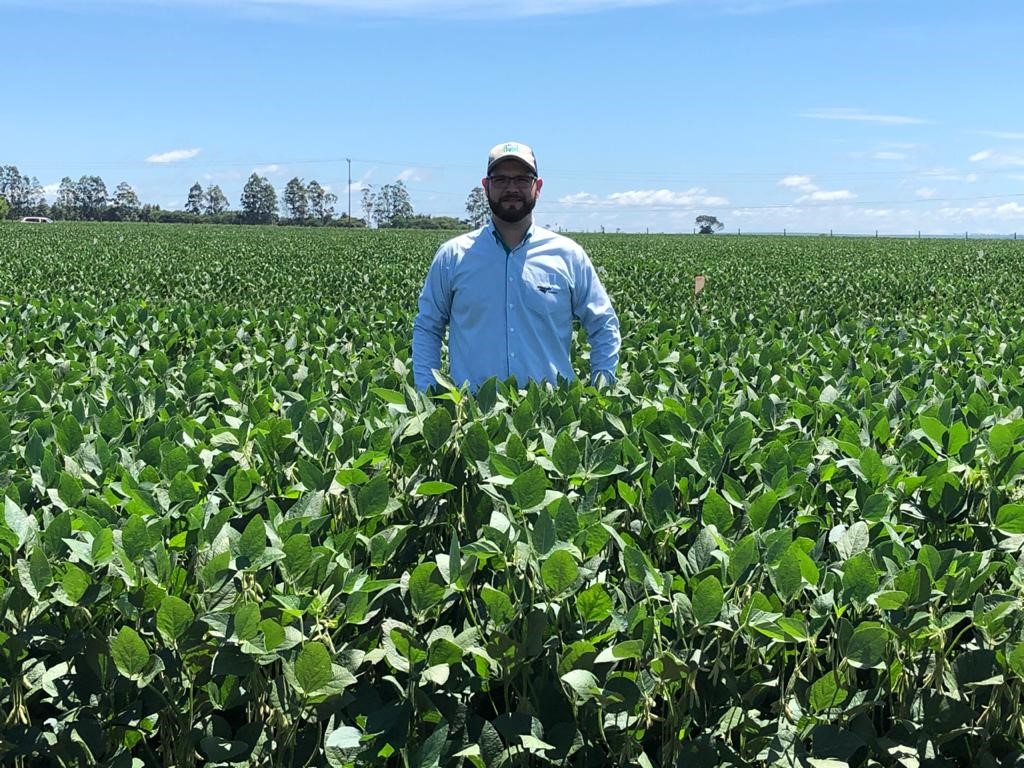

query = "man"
412;141;621;392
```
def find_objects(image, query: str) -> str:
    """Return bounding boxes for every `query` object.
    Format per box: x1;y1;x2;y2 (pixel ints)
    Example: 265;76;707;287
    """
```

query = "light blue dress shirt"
412;221;621;392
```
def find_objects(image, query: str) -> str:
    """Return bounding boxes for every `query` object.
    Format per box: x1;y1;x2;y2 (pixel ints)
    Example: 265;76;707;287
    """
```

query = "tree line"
1;164;494;229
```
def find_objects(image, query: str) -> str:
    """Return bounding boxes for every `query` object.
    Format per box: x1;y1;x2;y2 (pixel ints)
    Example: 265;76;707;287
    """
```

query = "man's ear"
535;178;543;194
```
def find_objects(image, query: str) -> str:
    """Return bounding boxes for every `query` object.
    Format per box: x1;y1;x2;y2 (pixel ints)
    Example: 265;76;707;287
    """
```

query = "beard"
488;191;536;224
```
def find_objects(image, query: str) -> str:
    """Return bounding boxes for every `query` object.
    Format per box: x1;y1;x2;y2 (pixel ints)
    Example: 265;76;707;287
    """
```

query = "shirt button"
508;277;513;283
509;303;514;309
510;352;516;358
510;328;515;333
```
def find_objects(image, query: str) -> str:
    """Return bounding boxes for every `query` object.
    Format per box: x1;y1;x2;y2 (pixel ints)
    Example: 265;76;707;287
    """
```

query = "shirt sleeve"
412;247;452;391
570;248;621;385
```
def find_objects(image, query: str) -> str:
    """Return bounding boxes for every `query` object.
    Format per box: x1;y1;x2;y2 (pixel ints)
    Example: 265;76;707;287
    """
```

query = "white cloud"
779;174;853;203
799;108;928;125
996;202;1024;216
923;167;979;183
558;187;728;209
915;187;938;199
561;192;600;204
797;189;856;202
253;164;281;175
872;151;906;161
41;182;61;200
968;150;1024;167
146;148;201;164
398;167;425;183
977;130;1024;140
778;175;815;190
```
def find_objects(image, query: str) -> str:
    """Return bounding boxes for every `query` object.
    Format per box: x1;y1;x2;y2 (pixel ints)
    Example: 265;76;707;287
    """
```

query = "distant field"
2;222;1024;767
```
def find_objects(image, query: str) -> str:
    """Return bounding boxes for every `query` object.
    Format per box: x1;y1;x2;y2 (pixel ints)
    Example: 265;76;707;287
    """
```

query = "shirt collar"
488;218;535;254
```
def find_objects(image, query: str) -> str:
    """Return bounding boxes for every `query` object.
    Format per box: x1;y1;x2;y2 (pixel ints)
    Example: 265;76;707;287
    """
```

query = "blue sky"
3;0;1023;234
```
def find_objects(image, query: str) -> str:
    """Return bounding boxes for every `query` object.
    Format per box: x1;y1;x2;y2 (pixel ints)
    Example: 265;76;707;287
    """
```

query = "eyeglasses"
487;174;537;189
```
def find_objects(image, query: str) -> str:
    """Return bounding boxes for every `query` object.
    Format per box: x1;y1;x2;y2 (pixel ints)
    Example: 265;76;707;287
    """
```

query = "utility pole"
346;158;352;221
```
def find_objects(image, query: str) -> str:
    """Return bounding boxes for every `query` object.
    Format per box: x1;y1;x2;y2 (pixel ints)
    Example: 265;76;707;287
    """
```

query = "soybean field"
2;222;1024;768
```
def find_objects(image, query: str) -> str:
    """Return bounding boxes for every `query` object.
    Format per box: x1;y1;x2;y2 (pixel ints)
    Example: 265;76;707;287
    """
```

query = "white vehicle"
19;216;54;223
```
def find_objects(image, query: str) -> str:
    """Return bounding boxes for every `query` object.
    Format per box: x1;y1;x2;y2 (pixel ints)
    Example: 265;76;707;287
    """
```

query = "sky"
3;0;1023;235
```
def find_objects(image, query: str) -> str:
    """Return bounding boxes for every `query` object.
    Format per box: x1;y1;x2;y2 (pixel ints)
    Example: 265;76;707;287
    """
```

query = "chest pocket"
522;268;569;315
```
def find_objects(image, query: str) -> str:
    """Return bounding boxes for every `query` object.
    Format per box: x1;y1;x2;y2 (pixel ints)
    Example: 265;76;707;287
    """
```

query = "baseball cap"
487;141;538;175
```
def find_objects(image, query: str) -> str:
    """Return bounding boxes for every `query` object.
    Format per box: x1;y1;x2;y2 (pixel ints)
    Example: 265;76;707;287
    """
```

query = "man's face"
483;160;542;223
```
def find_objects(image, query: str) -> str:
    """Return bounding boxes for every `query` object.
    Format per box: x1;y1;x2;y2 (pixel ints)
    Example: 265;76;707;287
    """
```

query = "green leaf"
477;721;504;768
722;417;754;456
702;489;734;533
919;415;946;448
157;596;194;645
511;466;549;509
541;550;578;595
121;515;150;561
994;504;1024;535
989;422;1018;461
842;552;880;605
152;349;170;375
845;624;888;669
1008;642;1024;679
576;583;613;623
169;471;196;503
371;387;405;405
835;520;870;560
410;563;446;615
772;553;802;602
283;534;313;578
56;413;84;455
111;627;151;679
57;472;83;507
747;489;778;530
356;473;390;518
5;496;36;550
415;481;456;496
238;515;266;561
325;725;363;763
295;641;333;695
62;564;91;604
809;670;849;712
99;408;123;439
561;669;600;702
728;534;758;583
481;585;514;624
234;602;261;642
411;723;449;768
261;619;285;651
692;574;724;625
423;408;453;451
552;429;581;477
29;546;53;595
595;640;643;662
301;417;325;455
91;528;114;565
859;447;887;487
0;412;10;454
531;509;556;556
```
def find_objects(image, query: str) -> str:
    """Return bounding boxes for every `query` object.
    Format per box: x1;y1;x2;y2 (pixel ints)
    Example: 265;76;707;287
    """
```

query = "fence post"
918;231;921;239
965;231;968;241
875;230;878;238
830;229;833;237
783;229;786;237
